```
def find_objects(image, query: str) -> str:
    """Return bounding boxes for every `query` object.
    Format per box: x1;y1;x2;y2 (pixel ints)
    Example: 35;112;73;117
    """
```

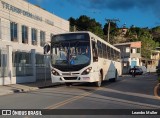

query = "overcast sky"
28;0;160;28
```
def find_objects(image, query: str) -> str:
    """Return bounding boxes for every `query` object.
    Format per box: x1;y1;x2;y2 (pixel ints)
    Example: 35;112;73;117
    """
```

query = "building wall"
114;41;141;74
0;0;69;85
0;0;69;52
147;50;160;72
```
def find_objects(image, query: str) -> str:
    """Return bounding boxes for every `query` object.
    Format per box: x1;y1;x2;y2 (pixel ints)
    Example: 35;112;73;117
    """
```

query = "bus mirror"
43;43;50;54
93;49;98;62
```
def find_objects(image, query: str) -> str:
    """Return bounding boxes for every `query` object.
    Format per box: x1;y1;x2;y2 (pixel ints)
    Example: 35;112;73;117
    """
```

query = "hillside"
69;15;160;59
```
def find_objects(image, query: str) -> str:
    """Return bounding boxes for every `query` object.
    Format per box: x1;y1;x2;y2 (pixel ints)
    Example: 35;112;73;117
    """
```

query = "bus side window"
92;41;98;62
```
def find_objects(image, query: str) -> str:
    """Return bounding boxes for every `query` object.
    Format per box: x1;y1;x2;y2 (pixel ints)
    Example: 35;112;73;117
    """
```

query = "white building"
0;0;69;85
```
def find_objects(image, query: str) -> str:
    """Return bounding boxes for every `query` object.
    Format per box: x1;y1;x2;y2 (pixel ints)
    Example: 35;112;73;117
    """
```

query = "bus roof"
54;31;120;52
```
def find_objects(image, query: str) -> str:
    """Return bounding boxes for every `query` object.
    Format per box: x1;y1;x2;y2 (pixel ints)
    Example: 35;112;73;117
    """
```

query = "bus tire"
95;71;102;87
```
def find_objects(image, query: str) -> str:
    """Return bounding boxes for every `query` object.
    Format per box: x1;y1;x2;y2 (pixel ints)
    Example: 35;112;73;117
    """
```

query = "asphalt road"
0;74;159;118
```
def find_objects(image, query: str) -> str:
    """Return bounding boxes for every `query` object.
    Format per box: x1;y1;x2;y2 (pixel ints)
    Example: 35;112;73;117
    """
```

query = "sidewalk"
0;80;62;96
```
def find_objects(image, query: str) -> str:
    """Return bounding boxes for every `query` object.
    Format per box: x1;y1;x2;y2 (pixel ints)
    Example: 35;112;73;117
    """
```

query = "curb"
11;88;39;94
38;83;64;89
0;83;64;96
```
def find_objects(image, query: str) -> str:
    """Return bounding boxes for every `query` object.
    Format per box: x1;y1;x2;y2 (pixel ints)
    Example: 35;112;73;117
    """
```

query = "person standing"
131;69;134;77
133;66;136;77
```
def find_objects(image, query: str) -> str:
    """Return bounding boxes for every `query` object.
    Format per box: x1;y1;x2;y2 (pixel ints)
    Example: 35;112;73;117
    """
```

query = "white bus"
44;31;122;87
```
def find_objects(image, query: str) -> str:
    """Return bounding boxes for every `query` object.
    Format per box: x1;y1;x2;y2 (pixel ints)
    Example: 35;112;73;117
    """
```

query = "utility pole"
105;18;120;43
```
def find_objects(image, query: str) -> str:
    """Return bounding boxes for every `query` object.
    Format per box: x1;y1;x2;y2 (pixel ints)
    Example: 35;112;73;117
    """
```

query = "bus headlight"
81;67;92;75
51;69;60;76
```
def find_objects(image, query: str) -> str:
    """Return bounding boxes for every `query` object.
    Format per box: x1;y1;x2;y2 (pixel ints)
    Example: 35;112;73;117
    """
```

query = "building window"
22;25;28;44
126;47;130;53
31;28;37;45
40;31;45;47
131;48;136;53
133;48;136;53
137;48;140;53
10;22;18;42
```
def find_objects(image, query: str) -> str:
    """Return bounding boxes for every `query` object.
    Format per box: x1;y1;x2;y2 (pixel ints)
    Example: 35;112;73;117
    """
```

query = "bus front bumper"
51;74;98;83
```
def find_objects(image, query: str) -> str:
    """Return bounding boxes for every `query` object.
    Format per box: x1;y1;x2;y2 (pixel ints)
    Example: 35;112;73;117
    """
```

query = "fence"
0;45;51;85
0;48;8;77
12;51;33;77
35;53;51;80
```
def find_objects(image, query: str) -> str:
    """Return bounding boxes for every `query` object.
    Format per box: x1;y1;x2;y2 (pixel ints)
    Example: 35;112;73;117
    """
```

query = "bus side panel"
90;62;102;82
98;58;115;81
99;58;108;80
114;61;122;76
107;60;116;79
100;58;121;80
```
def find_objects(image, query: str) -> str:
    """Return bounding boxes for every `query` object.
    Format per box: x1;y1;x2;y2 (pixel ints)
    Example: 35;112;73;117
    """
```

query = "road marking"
92;92;160;109
44;87;102;109
101;88;158;100
44;86;160;109
44;81;160;109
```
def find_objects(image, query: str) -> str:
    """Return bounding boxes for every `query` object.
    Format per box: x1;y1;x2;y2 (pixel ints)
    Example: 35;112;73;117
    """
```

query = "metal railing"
12;51;33;76
0;48;8;77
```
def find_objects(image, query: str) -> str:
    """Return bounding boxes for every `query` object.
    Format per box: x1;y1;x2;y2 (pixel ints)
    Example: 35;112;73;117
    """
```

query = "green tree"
125;26;152;39
68;15;104;39
88;19;104;38
151;26;160;43
139;36;159;59
103;22;119;43
103;22;118;35
125;26;159;59
68;17;76;32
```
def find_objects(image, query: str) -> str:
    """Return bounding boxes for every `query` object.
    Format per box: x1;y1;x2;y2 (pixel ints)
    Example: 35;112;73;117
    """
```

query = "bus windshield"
51;33;91;71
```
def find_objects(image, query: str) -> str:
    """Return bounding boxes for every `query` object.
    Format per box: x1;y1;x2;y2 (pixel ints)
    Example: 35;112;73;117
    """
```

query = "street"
0;74;159;118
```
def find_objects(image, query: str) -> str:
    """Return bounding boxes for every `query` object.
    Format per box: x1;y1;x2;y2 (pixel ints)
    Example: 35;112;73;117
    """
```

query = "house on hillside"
147;49;160;72
114;41;141;74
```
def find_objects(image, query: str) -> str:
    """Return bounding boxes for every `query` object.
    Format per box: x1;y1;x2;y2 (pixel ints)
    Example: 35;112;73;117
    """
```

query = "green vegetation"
68;15;160;60
69;15;104;39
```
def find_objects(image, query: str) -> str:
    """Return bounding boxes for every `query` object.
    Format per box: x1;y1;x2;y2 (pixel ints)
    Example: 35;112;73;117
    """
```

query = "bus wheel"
65;83;72;86
95;72;102;87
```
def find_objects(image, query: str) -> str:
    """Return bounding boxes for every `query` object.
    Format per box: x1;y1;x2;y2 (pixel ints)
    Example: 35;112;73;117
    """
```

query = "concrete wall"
0;0;69;53
0;0;69;85
0;45;51;85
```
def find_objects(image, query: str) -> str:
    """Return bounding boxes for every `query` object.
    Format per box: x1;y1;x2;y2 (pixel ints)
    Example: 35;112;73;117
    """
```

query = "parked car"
135;66;147;74
129;67;143;75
